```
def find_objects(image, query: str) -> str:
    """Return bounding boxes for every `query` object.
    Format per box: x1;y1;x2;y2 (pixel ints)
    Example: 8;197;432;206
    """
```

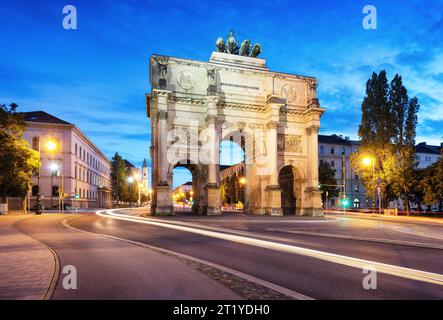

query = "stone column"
205;96;221;215
265;120;283;216
303;124;323;216
154;90;173;215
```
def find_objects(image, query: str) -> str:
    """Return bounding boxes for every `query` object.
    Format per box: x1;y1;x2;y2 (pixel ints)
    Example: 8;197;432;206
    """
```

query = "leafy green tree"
420;150;443;211
110;152;127;204
389;74;420;213
353;71;420;210
0;103;40;203
318;161;338;204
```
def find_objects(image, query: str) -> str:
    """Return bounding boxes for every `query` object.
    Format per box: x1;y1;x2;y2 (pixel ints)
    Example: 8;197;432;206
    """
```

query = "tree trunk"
404;195;409;215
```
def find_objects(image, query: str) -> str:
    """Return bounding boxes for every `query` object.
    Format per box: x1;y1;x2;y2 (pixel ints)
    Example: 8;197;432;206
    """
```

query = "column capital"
152;89;172;98
266;121;279;130
205;95;219;105
206;114;217;125
158;110;168;120
306;125;320;135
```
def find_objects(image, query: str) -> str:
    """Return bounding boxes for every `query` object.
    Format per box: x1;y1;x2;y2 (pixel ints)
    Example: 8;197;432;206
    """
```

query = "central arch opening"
278;165;300;215
220;132;246;212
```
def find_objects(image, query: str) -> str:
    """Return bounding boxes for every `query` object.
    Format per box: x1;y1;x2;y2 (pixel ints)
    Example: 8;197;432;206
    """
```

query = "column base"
302;187;323;217
154;185;173;216
265;185;283;216
206;184;221;215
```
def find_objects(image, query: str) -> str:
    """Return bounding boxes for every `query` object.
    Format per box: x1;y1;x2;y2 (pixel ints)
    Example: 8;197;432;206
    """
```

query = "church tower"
142;158;149;190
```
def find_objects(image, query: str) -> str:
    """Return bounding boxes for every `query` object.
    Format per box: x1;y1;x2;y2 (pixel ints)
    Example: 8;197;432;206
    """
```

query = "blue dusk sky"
1;0;442;187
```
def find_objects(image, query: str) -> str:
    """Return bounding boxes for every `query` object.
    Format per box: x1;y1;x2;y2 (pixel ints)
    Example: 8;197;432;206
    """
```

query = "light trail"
97;209;443;287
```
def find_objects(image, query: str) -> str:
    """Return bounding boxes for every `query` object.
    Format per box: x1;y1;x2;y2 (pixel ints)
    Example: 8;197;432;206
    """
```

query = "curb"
336;214;443;228
42;241;61;300
62;216;314;300
11;216;61;300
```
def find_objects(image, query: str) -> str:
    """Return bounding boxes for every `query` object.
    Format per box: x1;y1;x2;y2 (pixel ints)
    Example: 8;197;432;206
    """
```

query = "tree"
353;71;420;210
389;75;420;213
420;150;443;211
318;161;338;204
0;103;40;203
110;152;127;204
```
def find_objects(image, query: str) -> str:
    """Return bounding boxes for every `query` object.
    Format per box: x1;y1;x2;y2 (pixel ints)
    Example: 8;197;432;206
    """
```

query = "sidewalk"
333;211;443;227
13;214;242;299
0;216;56;300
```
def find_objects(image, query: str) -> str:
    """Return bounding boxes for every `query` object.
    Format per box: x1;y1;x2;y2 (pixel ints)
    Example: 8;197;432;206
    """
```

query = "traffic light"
341;197;350;208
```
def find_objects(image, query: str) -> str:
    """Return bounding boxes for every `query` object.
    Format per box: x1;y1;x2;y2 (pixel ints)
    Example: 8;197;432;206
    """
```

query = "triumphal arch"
147;32;324;216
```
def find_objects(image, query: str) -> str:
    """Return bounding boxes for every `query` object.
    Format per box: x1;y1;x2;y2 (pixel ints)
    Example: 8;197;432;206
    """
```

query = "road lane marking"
63;216;313;300
97;209;443;287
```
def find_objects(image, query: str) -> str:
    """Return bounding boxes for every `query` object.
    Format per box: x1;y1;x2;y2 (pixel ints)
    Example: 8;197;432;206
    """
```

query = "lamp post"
189;190;194;207
362;156;381;228
239;177;246;211
180;192;185;211
148;188;153;205
137;183;142;206
49;162;59;210
35;139;58;214
127;176;135;206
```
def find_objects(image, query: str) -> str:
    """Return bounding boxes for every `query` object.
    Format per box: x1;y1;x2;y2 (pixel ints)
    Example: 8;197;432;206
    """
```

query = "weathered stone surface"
148;48;325;216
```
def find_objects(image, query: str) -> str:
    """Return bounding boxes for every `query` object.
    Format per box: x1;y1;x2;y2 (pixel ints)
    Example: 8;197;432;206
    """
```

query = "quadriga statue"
215;31;262;58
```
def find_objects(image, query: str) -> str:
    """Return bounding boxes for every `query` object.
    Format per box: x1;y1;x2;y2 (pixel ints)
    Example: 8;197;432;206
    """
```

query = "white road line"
64;216;313;300
97;209;443;287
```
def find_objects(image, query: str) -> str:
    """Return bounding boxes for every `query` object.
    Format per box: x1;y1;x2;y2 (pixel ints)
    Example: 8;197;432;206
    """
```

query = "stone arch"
169;158;206;214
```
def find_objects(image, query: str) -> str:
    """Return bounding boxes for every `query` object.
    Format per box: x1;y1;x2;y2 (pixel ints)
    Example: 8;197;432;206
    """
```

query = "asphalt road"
13;214;242;300
66;209;443;299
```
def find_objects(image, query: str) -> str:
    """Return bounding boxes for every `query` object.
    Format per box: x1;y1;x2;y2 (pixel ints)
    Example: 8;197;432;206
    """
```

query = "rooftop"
318;134;359;145
415;142;442;155
21;111;72;125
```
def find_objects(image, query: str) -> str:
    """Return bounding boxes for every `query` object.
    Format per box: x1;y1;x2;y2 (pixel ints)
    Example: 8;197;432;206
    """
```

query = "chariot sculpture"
216;31;262;58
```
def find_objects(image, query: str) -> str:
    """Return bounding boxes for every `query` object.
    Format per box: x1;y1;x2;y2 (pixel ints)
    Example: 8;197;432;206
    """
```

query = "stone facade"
147;51;325;216
318;134;367;209
22;111;112;210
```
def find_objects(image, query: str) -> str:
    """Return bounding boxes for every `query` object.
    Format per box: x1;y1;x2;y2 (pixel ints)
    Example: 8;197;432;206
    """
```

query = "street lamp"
180;192;185;211
362;155;381;227
127;176;136;206
35;138;59;214
45;140;57;152
49;162;59;210
239;176;246;211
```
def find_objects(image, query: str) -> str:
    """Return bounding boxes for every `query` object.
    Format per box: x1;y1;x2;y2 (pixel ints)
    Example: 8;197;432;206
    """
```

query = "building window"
331;147;334;155
32;137;40;151
355;172;359;180
75;143;77;156
353;198;360;208
320;146;324;154
52;186;59;197
32;185;39;196
79;147;82;158
331;160;335;167
354;185;359;192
